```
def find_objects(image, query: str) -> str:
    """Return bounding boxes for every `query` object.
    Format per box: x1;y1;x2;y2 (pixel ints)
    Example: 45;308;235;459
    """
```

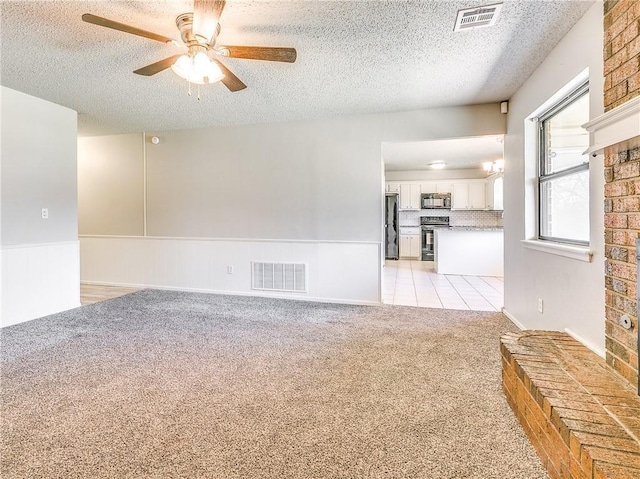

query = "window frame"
537;80;590;246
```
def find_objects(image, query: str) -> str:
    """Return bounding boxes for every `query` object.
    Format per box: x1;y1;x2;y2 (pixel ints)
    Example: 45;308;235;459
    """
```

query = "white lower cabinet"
399;235;420;258
399;227;421;259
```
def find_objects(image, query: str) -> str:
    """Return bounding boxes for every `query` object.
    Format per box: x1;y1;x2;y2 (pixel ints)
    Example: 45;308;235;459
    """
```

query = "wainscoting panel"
80;236;381;305
1;241;80;327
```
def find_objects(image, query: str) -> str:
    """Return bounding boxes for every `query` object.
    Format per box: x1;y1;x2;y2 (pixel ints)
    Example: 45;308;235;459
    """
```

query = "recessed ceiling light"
430;162;446;169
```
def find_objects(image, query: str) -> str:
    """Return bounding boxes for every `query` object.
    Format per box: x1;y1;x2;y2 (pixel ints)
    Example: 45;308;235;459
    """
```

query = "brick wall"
604;0;640;109
603;0;640;390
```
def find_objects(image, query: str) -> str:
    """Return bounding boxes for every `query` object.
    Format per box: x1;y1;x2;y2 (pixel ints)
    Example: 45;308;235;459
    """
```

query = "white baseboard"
81;280;382;306
565;327;606;358
501;308;606;359
501;308;526;330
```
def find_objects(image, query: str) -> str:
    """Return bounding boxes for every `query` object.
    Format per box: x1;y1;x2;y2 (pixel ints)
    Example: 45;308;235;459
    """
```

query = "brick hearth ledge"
501;331;640;479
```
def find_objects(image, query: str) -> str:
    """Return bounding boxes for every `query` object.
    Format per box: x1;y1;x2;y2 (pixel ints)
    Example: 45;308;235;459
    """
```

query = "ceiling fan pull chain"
188;82;192;96
197;84;201;101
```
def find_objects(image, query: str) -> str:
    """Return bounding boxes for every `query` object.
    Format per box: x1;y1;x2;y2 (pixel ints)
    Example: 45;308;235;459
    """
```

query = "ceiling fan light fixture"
205;61;224;84
82;2;296;94
193;52;209;71
171;52;224;85
430;162;446;169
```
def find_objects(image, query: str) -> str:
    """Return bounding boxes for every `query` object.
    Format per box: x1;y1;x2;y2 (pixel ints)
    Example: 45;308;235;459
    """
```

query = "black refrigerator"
385;194;399;260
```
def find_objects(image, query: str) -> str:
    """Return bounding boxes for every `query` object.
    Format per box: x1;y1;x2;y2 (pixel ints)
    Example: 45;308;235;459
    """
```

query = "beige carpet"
1;290;547;478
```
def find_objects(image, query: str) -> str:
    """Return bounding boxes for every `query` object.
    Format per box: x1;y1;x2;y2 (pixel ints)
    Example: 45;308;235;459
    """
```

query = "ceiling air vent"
454;3;503;32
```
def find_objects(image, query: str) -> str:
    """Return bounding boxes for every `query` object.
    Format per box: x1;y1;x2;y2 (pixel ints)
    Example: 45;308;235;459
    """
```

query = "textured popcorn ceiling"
0;0;594;136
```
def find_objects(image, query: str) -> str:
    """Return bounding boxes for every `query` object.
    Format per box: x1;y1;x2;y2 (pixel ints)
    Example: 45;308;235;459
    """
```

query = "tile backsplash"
399;209;503;227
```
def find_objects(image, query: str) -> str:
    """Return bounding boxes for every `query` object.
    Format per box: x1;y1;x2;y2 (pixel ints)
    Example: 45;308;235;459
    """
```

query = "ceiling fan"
82;0;297;92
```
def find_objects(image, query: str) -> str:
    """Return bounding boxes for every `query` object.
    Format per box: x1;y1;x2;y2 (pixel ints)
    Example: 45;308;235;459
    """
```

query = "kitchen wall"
399;210;503;228
503;2;605;354
78;103;506;304
1;86;80;326
385;169;487;181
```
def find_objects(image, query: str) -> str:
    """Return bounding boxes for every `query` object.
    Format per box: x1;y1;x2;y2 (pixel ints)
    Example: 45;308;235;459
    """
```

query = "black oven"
421;216;450;261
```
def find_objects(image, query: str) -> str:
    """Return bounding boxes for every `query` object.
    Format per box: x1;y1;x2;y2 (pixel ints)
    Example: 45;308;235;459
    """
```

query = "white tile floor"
382;260;504;311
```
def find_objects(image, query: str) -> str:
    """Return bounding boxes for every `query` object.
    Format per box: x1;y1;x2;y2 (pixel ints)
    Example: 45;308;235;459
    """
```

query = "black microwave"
421;193;451;209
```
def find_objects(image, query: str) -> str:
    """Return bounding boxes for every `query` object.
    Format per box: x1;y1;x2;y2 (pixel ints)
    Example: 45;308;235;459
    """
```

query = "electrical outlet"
41;208;48;219
537;298;544;314
227;265;233;274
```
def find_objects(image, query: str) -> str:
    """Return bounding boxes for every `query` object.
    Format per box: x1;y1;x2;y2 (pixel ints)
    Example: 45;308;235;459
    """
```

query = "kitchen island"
434;228;503;276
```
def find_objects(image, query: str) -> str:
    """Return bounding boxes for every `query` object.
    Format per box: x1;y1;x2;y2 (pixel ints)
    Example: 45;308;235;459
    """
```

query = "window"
538;81;590;245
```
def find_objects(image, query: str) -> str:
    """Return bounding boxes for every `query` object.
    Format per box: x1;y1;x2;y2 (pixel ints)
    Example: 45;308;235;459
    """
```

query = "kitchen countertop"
398;224;504;230
447;226;504;231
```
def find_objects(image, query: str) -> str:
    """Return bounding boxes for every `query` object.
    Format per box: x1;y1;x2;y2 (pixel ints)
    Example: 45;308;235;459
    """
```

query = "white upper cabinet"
419;182;437;194
419;182;452;194
468;182;486;209
485;174;504;210
493;177;504;210
386;182;400;194
452;181;487;210
386;179;493;210
452;183;469;210
399;184;421;210
436;183;453;194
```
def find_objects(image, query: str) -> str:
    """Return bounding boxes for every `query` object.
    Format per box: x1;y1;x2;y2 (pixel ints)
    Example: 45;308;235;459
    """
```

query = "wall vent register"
252;262;307;293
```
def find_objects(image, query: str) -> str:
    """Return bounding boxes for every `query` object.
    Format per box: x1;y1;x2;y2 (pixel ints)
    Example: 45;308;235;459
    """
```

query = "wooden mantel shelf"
583;96;640;155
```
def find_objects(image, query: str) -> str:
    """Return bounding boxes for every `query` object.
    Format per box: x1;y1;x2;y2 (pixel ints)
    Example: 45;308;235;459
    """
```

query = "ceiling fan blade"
133;55;182;76
82;13;174;44
223;46;297;63
213;59;247;92
193;0;226;43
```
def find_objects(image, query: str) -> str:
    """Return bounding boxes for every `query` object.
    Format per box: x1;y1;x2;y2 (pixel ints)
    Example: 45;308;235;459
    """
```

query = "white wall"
1;86;80;326
79;103;506;303
77;133;144;236
503;3;605;354
144;104;506;241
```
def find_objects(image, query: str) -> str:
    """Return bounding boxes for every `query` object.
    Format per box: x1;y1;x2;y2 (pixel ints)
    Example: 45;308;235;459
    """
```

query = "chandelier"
483;159;505;174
